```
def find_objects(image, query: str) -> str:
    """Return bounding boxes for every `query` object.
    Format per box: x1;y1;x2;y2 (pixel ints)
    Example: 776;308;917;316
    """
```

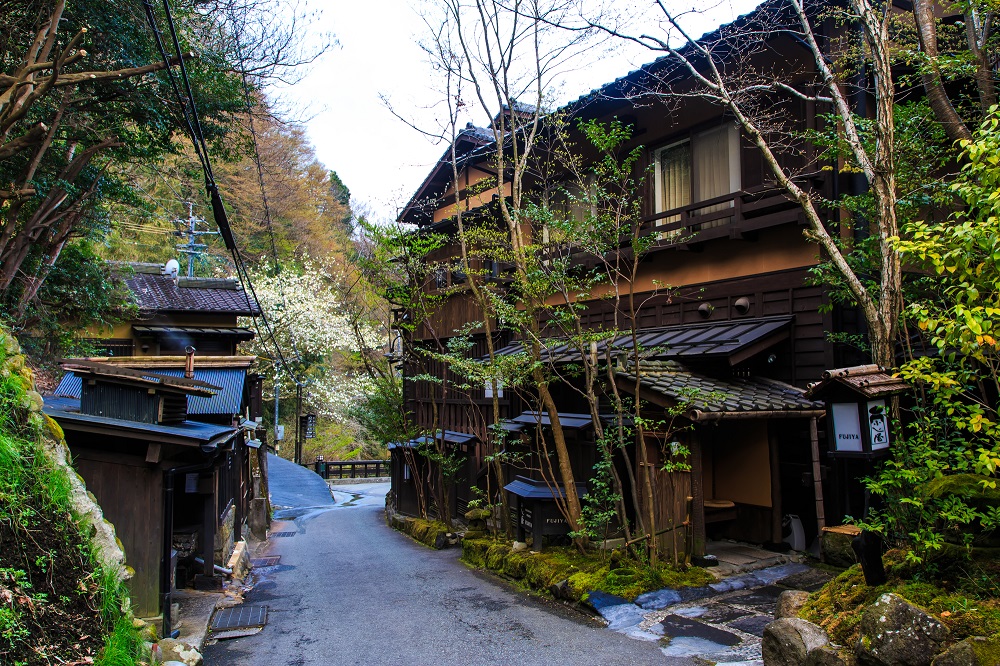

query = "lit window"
653;124;740;238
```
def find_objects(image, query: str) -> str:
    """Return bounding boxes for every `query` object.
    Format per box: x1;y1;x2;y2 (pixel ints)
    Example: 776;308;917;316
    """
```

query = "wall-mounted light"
734;296;751;315
698;302;714;318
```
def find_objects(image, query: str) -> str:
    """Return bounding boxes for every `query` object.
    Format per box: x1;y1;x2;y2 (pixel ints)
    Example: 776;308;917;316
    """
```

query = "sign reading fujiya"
830;399;890;457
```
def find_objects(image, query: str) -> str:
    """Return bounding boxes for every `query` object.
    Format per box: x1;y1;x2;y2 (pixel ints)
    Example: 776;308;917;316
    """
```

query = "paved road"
204;457;668;666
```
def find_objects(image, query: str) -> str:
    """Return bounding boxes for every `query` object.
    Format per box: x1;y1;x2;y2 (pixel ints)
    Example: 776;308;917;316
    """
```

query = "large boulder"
807;646;857;665
763;618;831;666
931;635;1000;666
855;593;949;666
775;589;811;619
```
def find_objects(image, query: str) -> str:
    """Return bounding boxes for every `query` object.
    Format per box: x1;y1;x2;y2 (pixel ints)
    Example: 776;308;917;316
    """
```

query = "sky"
276;0;761;223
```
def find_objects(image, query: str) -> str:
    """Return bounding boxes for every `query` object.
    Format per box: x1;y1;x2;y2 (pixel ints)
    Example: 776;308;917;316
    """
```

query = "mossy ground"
0;331;145;665
800;548;1000;650
461;537;714;604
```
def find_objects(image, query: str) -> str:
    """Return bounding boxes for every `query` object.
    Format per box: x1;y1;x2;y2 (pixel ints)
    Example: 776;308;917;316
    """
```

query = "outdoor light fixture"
806;365;909;459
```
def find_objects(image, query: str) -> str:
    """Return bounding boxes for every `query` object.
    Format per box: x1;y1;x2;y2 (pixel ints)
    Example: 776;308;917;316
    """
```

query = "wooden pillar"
234;438;244;543
202;476;216;577
769;426;783;544
689;431;706;556
809;417;827;531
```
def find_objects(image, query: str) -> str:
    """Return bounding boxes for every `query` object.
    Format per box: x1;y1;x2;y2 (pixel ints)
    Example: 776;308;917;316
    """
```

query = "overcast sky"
276;0;761;223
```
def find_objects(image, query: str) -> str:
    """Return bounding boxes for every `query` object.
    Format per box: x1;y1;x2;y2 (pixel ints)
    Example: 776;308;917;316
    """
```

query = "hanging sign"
829;399;890;457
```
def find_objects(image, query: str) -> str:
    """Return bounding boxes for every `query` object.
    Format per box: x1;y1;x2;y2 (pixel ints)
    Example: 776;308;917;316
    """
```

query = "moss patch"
461;538;714;604
800;549;1000;648
390;516;452;549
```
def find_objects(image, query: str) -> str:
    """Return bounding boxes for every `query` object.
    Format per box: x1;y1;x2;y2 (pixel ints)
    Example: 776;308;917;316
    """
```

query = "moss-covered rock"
388;515;453;549
800;551;1000;652
460;537;713;604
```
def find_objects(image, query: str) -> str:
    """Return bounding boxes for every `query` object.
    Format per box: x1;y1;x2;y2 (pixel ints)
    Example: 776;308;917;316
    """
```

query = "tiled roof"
126;272;260;315
492;317;792;366
618;360;824;419
806;365;910;399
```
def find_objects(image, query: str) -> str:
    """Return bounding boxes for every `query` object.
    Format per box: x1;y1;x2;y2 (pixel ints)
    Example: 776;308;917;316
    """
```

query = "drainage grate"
211;605;268;632
251;556;281;567
270;531;296;538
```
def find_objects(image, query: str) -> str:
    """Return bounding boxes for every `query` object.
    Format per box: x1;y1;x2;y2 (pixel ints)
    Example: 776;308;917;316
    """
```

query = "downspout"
161;458;215;638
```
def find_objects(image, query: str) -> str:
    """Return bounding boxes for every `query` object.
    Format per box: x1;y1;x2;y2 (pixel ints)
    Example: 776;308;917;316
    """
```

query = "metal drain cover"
251;556;281;567
212;605;268;631
270;531;295;538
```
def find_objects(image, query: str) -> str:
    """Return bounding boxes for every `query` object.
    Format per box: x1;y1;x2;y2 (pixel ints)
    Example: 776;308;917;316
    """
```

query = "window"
433;266;448;290
653;123;741;238
543;176;596;246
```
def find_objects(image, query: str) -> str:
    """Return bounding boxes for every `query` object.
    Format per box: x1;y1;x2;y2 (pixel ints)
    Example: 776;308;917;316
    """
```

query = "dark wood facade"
389;3;871;554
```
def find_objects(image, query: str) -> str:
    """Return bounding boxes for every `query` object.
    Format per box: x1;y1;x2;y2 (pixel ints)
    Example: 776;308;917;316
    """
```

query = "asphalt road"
203;456;668;666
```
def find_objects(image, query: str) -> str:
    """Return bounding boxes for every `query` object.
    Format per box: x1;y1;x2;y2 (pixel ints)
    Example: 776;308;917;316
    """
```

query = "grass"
462;537;715;604
800;548;1000;649
0;330;146;665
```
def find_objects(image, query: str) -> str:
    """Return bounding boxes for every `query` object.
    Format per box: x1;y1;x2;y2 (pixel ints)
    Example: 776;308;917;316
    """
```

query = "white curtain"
692;124;738;230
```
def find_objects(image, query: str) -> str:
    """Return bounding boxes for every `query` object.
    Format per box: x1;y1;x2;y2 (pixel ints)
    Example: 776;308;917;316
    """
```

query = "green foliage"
1;0;247;313
807;100;956;312
859;109;1000;563
570;443;621;545
14;242;137;359
0;329;144;664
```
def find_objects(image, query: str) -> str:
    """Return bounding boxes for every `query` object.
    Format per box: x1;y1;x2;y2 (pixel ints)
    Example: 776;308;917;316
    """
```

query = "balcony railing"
638;187;804;249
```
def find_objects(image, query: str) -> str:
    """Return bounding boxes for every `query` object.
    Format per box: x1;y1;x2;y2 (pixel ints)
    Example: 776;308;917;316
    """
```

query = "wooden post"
809;416;826;531
689;432;706;556
202;484;216;577
769;426;782;544
234;441;244;543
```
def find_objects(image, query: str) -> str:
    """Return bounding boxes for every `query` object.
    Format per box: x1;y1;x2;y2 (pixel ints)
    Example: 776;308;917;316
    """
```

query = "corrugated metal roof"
44;397;238;446
411;430;478;446
618;360;824;418
511;411;594;430
133;325;255;340
491;317;793;366
504;475;588;500
52;367;247;415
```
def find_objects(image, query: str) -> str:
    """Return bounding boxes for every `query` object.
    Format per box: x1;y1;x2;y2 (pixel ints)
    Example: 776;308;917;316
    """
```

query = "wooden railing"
306;459;390;480
638;187;803;248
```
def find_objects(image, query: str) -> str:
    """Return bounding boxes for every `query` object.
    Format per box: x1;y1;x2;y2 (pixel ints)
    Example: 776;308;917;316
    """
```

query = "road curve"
203;459;669;666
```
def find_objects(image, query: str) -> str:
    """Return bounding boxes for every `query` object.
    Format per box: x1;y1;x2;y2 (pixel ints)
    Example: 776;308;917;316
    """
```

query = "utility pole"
294;383;303;464
273;368;280;452
174;202;219;277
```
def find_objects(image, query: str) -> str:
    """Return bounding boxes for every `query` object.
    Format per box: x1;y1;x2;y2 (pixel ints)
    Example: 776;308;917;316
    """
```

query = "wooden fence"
305;459;390;480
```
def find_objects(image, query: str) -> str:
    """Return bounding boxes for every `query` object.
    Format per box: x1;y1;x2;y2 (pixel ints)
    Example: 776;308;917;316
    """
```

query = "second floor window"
653;123;741;235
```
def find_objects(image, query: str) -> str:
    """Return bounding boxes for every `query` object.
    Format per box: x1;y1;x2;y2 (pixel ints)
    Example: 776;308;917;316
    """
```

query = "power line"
142;0;301;386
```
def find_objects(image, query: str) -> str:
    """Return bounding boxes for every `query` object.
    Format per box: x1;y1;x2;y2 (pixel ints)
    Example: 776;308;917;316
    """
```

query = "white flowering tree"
240;257;386;456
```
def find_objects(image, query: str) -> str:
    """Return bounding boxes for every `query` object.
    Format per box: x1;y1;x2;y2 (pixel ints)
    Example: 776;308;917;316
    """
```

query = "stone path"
589;563;832;665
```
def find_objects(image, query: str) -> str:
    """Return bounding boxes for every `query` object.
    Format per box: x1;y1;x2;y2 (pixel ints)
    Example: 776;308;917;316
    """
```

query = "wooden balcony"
638;186;805;251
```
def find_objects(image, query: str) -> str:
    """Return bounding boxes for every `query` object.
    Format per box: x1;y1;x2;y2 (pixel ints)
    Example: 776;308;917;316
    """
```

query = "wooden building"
44;259;265;627
84;260;260;357
44;361;256;627
389;0;877;555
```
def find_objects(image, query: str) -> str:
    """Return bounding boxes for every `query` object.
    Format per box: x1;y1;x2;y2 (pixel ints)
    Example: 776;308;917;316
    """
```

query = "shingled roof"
618;360;824;421
806;365;910;399
126;271;260;316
